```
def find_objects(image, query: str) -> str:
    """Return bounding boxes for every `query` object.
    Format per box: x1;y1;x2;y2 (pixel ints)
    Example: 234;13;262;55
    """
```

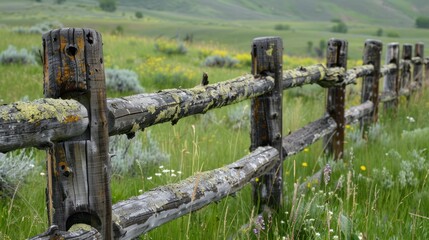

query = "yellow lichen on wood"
0;98;84;124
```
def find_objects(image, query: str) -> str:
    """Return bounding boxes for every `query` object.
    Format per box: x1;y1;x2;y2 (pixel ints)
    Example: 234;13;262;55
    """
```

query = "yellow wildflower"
360;165;367;171
302;162;308;167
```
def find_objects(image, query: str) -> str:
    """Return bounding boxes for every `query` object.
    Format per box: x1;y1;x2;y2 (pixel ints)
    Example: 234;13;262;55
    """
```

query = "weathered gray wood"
111;146;279;239
324;39;348;160
360;40;382;130
400;44;413;100
250;37;283;211
107;74;274;136
283;101;373;156
43;28;112;239
0;99;88;153
380;63;397;77
413;42;424;89
30;225;101;240
107;64;374;137
383;43;400;112
425;58;429;85
0;63;377;153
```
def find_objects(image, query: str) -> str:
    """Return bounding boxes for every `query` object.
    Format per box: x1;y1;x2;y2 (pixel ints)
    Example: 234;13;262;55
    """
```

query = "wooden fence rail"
0;64;373;153
0;28;427;239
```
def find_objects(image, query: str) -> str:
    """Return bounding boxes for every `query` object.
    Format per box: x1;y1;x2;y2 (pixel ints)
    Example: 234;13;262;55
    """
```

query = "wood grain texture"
383;43;400;112
360;40;382;129
400;44;413;99
43;28;112;239
413;42;424;89
324;39;348;160
250;37;283;211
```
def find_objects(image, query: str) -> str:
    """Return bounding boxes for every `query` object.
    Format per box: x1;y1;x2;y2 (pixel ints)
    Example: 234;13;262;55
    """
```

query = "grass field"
1;1;429;239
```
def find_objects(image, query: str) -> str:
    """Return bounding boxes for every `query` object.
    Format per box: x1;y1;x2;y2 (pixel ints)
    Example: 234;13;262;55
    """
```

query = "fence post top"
364;39;383;48
252;36;282;42
387;42;399;47
328;38;348;45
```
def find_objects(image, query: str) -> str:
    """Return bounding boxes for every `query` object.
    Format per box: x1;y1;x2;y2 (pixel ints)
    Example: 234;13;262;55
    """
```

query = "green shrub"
331;19;348;33
387;32;400;38
274;24;290;31
0;150;36;197
105;68;144;93
227;103;250;130
111;25;124;35
135;11;143;19
109;132;170;176
99;0;116;12
203;55;238;68
154;41;187;55
0;45;37;65
375;28;383;36
416;16;429;29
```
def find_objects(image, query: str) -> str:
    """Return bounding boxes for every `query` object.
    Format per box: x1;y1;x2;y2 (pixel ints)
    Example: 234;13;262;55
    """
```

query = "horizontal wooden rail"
110;101;373;239
282;101;373;156
0;65;380;152
380;63;397;77
107;74;274;136
108;64;376;136
0;99;88;152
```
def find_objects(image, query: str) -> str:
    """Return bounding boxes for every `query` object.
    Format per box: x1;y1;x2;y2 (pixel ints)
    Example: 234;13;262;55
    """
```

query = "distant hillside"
119;0;429;27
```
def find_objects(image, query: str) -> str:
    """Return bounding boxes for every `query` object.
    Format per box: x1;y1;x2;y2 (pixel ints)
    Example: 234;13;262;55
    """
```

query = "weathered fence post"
360;40;382;132
425;57;429;86
324;39;347;160
400;44;412;102
383;43;400;112
413;42;424;90
250;37;283;211
43;28;111;238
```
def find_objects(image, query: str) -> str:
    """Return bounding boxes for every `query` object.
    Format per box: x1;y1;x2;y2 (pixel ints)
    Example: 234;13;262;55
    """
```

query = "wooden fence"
0;28;427;239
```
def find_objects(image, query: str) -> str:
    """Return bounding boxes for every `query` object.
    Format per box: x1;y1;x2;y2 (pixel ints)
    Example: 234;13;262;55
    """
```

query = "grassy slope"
119;0;428;27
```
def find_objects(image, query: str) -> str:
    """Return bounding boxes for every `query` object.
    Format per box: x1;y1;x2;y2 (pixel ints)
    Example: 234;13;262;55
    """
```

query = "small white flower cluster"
146;165;183;180
406;116;415;123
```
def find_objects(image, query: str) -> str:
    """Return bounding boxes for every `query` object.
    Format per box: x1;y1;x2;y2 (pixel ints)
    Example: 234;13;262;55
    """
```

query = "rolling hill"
119;0;429;27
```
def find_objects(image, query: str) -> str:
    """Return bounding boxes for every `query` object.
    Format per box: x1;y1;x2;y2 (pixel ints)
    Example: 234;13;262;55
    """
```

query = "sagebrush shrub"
154;41;187;55
13;21;63;35
109;132;170;176
227;104;250;130
105;68;144;93
0;150;36;197
203;55;238;68
0;45;37;65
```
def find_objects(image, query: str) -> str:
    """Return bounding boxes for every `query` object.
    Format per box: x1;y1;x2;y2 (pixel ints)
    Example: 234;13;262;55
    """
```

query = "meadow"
1;1;429;239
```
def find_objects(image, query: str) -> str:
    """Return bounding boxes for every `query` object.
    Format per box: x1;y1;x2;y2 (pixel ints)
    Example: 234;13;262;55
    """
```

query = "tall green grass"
0;12;429;239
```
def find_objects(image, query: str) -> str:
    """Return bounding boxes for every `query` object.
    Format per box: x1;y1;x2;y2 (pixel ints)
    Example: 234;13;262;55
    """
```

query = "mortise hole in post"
86;32;94;44
66;212;101;232
66;45;78;57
